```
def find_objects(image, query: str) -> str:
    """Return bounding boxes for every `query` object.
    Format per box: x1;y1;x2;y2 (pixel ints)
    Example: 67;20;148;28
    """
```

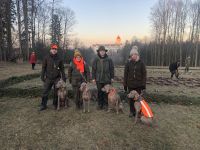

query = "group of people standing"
39;43;147;119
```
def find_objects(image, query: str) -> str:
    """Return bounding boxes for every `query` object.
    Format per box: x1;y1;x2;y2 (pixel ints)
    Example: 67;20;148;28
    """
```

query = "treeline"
148;0;200;67
0;0;76;61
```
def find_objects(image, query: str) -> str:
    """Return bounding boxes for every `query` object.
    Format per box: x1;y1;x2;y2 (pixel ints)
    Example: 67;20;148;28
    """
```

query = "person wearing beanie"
68;49;90;109
40;43;66;111
92;45;114;110
124;45;147;117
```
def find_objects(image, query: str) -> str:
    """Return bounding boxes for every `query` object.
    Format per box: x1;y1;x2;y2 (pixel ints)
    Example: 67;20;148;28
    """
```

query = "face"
127;90;139;100
75;56;81;61
99;50;106;57
50;48;58;55
131;53;138;61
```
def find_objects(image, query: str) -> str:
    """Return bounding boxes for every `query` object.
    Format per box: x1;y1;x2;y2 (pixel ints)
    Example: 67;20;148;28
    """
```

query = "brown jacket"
124;59;146;89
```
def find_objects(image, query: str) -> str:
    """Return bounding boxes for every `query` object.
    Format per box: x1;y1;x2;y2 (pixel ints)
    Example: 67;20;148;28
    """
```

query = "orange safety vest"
140;99;153;118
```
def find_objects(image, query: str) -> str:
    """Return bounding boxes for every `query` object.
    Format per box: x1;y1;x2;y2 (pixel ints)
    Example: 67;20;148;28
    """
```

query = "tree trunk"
22;0;29;60
16;0;22;55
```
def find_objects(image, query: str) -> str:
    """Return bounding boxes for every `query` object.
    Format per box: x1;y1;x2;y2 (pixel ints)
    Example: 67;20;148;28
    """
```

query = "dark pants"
73;85;82;109
128;87;142;116
41;78;59;107
96;82;109;108
32;63;35;70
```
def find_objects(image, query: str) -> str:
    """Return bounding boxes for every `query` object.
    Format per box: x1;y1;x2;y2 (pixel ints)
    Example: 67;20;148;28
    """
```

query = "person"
185;56;191;73
29;52;36;70
169;60;180;79
124;46;147;117
40;44;66;111
92;45;114;110
68;50;90;109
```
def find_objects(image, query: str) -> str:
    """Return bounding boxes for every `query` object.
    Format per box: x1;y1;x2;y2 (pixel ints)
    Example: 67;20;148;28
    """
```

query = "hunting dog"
101;84;123;114
127;90;153;125
55;79;68;110
80;82;91;113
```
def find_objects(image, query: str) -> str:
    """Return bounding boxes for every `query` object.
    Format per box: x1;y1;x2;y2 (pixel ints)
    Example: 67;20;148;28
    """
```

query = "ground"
0;62;200;150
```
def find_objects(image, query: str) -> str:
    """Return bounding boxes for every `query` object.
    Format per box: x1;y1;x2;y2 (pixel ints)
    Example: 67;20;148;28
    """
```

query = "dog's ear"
134;92;140;101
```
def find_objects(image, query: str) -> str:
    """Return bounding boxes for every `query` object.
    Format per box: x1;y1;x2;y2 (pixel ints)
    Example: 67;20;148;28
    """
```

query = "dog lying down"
55;79;68;110
127;90;154;126
101;84;124;114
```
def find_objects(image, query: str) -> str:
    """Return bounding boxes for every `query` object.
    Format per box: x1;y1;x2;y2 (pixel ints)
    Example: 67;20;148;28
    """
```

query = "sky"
61;0;157;46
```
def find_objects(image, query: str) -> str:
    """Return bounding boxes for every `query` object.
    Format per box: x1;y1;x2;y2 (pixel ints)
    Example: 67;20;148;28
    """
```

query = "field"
0;62;200;150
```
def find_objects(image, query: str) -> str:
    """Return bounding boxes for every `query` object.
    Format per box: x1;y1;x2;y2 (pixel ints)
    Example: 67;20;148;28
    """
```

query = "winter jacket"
92;54;114;83
124;59;146;89
169;62;180;72
29;54;36;64
41;53;66;82
68;60;90;86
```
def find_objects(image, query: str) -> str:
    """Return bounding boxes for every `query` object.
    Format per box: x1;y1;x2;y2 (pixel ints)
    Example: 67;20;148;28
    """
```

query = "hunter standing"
124;46;147;117
92;45;114;110
68;50;90;109
40;44;66;111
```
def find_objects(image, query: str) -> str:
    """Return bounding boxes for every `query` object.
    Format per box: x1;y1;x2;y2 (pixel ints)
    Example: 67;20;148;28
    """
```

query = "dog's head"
56;79;66;89
80;82;88;92
127;90;140;101
101;84;113;93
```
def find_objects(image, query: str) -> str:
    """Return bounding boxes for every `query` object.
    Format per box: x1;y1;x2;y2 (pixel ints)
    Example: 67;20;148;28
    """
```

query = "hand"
111;78;114;82
141;89;146;96
92;79;96;84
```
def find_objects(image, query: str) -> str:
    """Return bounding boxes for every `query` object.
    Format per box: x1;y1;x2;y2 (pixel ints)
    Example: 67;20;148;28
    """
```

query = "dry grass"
0;97;200;150
0;62;41;80
1;63;200;149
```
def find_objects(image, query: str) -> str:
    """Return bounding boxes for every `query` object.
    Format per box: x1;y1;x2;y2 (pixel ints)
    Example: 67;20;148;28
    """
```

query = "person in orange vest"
29;51;37;70
127;90;153;126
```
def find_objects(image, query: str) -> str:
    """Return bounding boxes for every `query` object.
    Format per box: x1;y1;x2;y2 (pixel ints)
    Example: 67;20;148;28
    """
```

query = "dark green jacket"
41;53;66;81
124;59;146;89
68;61;90;86
92;55;114;83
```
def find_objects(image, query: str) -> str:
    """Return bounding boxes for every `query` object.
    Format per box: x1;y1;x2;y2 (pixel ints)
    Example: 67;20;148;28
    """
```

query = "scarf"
73;57;84;73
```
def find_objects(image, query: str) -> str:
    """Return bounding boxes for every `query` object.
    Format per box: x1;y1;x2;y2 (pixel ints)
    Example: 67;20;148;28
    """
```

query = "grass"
1;62;200;149
0;97;200;149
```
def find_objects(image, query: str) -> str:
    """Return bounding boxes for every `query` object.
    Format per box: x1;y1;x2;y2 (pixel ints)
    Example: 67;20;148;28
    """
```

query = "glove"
124;86;127;92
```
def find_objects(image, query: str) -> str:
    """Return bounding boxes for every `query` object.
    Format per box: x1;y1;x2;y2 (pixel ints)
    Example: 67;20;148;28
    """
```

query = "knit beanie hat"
74;50;82;57
130;46;139;56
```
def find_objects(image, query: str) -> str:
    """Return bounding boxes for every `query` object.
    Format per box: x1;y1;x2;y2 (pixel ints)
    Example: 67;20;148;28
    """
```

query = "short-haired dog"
80;82;91;113
55;79;68;110
101;84;123;114
127;90;153;125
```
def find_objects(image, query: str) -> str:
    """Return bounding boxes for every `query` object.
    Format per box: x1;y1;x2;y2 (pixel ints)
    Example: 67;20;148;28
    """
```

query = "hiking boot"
39;105;47;111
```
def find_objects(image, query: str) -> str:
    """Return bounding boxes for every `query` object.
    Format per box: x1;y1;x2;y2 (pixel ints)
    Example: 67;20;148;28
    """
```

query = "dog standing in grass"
127;90;153;125
55;78;68;110
80;82;91;113
101;84;123;114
